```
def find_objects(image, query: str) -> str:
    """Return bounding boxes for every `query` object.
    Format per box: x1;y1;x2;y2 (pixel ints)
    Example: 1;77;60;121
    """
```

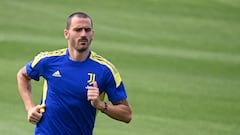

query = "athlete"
17;12;132;135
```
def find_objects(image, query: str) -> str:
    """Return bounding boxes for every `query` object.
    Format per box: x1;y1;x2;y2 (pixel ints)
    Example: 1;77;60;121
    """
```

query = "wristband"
101;102;108;113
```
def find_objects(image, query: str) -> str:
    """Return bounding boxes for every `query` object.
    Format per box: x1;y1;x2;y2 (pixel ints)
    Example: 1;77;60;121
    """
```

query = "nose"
80;29;87;37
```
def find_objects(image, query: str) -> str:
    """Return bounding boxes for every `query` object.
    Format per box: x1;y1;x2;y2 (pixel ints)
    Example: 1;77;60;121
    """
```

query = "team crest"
87;73;96;85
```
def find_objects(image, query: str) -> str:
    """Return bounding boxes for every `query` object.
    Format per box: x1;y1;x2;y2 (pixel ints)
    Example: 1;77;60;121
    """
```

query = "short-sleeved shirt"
26;48;127;135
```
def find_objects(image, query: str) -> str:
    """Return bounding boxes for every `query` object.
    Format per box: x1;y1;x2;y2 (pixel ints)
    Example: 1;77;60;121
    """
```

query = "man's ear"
64;29;69;39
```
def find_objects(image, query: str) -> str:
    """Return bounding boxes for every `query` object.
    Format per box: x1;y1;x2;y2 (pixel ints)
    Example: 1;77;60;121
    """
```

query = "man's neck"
68;48;90;62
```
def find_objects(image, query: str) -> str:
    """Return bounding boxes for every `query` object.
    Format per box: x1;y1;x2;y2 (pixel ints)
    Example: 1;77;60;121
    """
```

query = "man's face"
64;16;94;53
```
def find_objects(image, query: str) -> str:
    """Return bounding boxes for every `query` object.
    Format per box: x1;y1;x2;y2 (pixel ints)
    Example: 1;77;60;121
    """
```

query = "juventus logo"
87;73;96;85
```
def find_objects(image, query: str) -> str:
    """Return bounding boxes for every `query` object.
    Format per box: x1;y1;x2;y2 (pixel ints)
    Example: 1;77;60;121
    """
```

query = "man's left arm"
87;82;132;123
98;99;132;123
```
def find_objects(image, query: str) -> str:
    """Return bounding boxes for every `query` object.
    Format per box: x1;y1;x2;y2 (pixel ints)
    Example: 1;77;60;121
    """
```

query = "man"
17;12;132;135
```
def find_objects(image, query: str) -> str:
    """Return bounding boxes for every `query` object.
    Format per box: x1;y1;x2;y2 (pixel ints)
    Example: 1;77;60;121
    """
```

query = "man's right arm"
17;66;44;124
17;66;35;111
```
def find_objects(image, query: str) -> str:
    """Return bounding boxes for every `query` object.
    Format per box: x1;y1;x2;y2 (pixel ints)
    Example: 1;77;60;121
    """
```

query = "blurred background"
0;0;240;134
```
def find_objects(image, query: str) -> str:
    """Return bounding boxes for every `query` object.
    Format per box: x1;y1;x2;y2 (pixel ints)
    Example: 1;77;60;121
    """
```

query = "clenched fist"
27;104;45;125
86;82;104;110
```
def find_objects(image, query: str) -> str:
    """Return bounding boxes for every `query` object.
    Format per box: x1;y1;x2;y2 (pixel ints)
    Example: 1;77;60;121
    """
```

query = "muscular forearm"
103;103;132;123
96;99;132;123
87;82;132;123
17;67;35;112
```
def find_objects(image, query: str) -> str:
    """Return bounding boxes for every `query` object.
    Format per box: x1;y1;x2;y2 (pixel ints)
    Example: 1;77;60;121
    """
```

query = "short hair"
66;12;93;29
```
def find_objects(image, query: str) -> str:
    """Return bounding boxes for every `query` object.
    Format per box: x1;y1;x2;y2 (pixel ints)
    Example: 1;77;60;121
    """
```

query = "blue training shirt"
26;48;127;135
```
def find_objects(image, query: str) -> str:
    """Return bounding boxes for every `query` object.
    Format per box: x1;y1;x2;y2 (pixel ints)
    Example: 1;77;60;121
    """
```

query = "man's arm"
87;82;132;123
101;99;132;123
17;66;45;124
17;66;35;111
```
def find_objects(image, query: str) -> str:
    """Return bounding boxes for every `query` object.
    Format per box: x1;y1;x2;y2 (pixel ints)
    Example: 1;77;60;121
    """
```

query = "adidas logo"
52;70;62;77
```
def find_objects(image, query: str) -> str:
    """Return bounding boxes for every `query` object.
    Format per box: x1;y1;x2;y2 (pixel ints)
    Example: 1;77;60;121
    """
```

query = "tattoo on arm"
22;67;31;80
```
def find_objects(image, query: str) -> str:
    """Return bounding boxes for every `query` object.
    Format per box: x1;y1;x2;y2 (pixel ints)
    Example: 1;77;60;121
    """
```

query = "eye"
84;28;92;32
74;28;83;32
73;28;92;32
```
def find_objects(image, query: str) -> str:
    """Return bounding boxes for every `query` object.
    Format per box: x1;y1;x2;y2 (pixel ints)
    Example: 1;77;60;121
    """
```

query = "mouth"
78;39;88;45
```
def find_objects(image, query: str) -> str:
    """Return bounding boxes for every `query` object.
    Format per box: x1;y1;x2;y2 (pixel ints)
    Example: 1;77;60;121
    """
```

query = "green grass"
0;0;240;135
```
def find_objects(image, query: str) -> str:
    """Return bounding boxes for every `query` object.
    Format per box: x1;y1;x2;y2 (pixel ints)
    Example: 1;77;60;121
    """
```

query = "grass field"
1;0;240;134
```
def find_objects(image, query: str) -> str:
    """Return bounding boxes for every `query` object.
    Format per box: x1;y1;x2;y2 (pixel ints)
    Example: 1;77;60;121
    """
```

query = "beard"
76;47;88;53
70;38;92;53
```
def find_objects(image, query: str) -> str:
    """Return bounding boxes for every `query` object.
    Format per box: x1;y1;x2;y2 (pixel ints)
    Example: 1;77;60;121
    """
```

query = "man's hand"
27;104;45;125
87;82;132;123
87;82;104;110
